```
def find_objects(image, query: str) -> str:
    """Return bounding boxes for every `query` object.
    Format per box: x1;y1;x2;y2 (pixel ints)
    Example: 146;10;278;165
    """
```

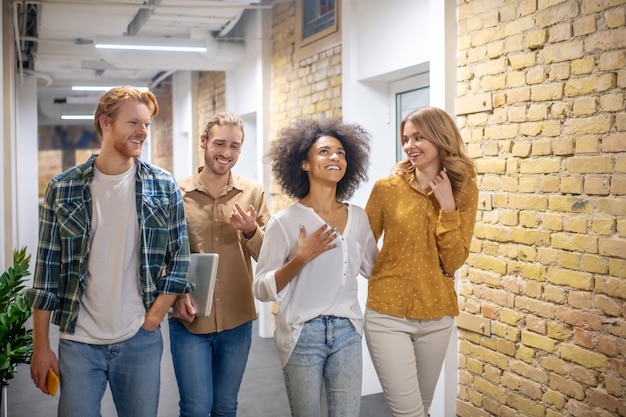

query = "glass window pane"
395;86;430;162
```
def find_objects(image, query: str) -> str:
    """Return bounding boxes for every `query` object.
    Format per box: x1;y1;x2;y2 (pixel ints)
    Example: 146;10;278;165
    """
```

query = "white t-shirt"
253;202;379;367
61;163;145;344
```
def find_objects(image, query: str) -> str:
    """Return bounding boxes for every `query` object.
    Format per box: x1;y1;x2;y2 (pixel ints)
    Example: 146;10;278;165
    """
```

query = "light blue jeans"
58;326;163;417
169;318;252;417
283;316;362;417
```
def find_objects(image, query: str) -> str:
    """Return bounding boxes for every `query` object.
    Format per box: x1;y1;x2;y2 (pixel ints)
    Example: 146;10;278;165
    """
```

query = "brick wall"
195;71;226;167
456;1;626;416
270;2;343;212
152;79;173;173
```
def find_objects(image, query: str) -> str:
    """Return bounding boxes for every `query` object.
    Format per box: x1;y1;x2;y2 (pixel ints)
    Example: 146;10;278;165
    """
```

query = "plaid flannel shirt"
27;154;194;334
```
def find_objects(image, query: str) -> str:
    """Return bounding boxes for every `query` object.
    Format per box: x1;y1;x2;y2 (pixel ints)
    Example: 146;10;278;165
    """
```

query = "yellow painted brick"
520;211;538;228
519;158;561;174
522;331;556;353
551;137;573;155
474;377;507;403
526;29;547;49
504;15;535;36
571;57;595;75
507;71;526;88
483;142;499;156
509;194;549;210
540;40;584;64
548;62;570;81
611;177;626;195
482;75;506;91
527;103;548;121
574;135;599;153
542;356;571;375
487;39;505;59
600;93;624;112
609;258;626;278
543;120;561;137
619;71;626;89
526;66;547;84
584;176;610;195
551;232;598;253
493;193;508;208
467;46;487;63
509;52;536;69
474;254;508;274
564;115;612;135
572;97;596;115
543;390;567;409
520;263;546;281
606;5;626;28
584;26;626;53
548;196;592;213
560;344;607;372
617;155;626;173
592;217;615;236
484;124;518;139
599;238;626;259
517;177;537;193
507;162;518;176
475;58;507;77
530;83;563;101
560;177;583;194
508;86;531;103
551;102;569;118
597;197;626;216
559;251;580;270
512;141;531;158
520;121;542;137
598;50;625;71
572;15;596;37
566;156;612;174
475;158;506;174
510;228;547;245
537;2;578;26
547;268;593;290
538;247;559;265
500;209;519;225
517;346;535;363
505;33;524;53
532;138;553;156
547;321;570;341
508;106;526;123
565;74;616;96
582;254;608;274
543;285;566;304
539;176;559;192
539;209;563;231
563;215;589;233
472;27;505;47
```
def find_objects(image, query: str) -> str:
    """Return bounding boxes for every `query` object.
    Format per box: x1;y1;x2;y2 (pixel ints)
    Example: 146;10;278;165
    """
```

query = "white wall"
15;76;40;264
172;71;195;179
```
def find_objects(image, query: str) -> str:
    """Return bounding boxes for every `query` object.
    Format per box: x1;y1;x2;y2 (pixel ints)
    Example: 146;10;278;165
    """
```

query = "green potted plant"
0;248;33;413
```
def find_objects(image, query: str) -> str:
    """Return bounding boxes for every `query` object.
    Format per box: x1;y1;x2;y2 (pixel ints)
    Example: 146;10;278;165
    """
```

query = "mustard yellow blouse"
364;173;478;320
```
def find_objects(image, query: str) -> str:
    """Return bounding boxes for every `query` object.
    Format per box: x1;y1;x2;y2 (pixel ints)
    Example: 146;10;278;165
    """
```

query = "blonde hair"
393;106;477;209
202;111;245;142
93;86;159;137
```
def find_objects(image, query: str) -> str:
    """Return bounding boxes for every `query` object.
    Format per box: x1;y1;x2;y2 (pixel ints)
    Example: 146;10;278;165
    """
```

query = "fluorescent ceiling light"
95;36;207;52
72;86;149;92
62;114;94;120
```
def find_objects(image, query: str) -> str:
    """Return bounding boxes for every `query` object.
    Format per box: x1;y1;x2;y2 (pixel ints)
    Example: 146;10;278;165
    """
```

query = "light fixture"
72;86;150;92
94;36;207;52
62;114;95;120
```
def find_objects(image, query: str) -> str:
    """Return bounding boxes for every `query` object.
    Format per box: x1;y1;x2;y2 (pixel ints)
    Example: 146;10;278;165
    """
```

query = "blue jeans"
58;327;163;417
283;316;362;417
169;318;252;417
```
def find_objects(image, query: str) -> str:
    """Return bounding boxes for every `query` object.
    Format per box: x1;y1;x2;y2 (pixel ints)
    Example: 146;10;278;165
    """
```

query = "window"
295;0;341;61
390;73;430;162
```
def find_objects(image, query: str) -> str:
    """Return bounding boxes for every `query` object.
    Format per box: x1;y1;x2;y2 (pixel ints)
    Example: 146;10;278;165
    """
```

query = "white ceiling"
11;0;276;123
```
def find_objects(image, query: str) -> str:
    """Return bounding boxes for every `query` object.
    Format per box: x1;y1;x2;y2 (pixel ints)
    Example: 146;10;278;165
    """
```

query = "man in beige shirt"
170;111;271;417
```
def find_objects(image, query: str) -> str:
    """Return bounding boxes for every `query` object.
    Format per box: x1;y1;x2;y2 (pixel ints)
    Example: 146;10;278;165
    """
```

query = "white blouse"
253;202;379;367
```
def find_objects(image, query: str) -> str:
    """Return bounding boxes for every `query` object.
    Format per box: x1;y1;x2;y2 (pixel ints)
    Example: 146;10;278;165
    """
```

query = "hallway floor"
7;321;391;417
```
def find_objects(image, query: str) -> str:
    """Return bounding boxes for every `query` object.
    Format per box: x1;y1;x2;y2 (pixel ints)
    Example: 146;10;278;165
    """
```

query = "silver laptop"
187;253;219;317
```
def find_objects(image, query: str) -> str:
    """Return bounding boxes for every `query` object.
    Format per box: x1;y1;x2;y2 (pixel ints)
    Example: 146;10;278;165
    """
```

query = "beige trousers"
364;310;454;417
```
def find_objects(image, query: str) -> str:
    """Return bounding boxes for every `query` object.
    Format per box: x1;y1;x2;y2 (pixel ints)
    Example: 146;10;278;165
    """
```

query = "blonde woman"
364;107;478;417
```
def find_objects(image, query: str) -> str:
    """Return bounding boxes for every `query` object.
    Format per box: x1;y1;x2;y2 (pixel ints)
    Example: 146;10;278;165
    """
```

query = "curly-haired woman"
364;107;478;417
253;117;379;417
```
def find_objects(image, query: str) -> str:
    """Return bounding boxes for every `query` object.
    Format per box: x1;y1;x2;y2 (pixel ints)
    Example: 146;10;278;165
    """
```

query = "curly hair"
93;86;159;138
393;107;477;209
267;118;371;201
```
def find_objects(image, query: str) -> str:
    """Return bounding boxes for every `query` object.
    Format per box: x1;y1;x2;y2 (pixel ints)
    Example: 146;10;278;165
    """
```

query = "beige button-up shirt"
178;167;271;334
